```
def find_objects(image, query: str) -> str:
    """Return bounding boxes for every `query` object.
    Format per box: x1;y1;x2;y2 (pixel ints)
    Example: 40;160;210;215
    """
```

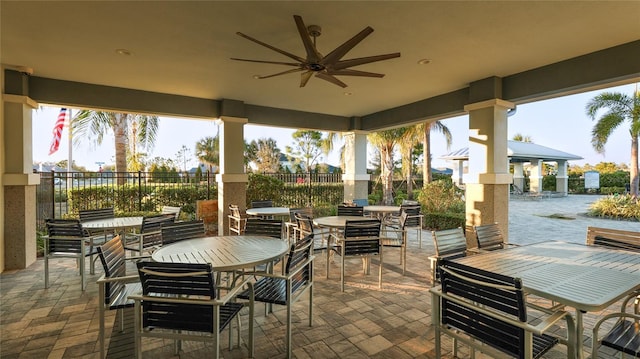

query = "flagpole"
67;109;73;180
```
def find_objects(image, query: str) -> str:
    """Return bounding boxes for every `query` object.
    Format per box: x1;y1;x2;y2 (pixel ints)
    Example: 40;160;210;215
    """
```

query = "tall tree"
175;145;193;172
369;128;405;205
195;136;219;173
248;138;282;173
422;121;452;184
586;89;640;197
72;111;159;178
286;130;324;172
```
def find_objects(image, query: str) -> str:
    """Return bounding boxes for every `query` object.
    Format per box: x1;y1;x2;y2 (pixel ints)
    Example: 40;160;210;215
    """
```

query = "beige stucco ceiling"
2;1;639;123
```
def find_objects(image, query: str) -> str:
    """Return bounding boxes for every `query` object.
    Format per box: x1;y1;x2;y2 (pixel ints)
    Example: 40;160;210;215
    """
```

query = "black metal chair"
380;211;408;275
474;222;518;251
79;207;115;222
160;219;206;246
124;213;176;255
237;235;314;359
44;218;106;290
592;293;640;358
79;207;116;235
431;259;576;359
132;261;254;359
294;213;330;251
250;200;273;208
384;204;423;247
243;218;283;239
329;219;382;291
337;204;364;216
96;234;143;359
285;207;313;241
429;227;471;287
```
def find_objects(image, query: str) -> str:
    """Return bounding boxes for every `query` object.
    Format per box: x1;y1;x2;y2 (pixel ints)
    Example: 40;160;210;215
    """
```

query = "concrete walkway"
508;194;640;245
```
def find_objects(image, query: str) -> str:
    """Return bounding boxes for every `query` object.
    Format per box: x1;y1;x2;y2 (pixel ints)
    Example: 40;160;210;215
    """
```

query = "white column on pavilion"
512;162;525;192
556;160;568;196
464;98;514;240
529;159;543;193
343;131;369;202
217;115;248;235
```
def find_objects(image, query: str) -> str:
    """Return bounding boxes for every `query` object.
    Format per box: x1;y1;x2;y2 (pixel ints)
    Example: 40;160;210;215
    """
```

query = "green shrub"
600;187;627;195
588;194;640;221
423;212;465;231
416;180;465;214
246;174;284;207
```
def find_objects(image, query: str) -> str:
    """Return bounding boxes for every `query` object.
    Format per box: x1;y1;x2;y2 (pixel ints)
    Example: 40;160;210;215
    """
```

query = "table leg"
575;309;584;359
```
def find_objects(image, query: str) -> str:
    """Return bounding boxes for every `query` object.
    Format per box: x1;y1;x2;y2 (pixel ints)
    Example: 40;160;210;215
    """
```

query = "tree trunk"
381;145;394;205
406;147;414;200
113;113;128;185
631;134;639;197
423;125;432;184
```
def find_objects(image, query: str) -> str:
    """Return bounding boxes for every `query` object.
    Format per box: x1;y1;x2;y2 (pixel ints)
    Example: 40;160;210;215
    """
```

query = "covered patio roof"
441;140;583;163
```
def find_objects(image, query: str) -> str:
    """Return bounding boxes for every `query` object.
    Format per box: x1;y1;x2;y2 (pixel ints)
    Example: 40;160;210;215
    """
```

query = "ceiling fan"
231;15;401;88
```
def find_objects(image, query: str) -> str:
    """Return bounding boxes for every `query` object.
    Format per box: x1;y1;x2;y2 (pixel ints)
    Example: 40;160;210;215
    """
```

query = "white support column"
2;90;40;270
216;116;248;235
529;159;543;193
556;160;568;196
512;162;525;193
343;131;370;202
464;99;514;241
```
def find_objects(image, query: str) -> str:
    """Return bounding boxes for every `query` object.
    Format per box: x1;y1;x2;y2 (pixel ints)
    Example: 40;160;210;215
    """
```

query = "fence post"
50;170;55;218
206;171;211;200
138;171;142;212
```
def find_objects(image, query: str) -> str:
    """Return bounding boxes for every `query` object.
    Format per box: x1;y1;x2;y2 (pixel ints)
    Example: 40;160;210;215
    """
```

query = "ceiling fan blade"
293;15;322;63
230;58;301;67
315;72;348;88
333;52;401;70
326;69;385;78
321;26;373;66
236;32;306;63
300;71;313;87
256;68;304;79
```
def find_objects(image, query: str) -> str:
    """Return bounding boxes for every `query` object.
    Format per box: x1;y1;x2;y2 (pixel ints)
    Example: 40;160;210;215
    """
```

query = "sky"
32;83;637;172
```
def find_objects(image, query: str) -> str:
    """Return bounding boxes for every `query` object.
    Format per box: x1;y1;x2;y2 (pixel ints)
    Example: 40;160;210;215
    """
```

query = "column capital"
2;94;38;109
219;116;248;124
216;174;248;183
343;130;369;136
464;99;515;112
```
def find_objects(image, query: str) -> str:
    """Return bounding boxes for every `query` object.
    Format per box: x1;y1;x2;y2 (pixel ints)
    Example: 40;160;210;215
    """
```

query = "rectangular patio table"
451;241;640;359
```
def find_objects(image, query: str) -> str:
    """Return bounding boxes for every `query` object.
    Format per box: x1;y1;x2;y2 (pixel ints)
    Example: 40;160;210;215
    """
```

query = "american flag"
48;108;67;155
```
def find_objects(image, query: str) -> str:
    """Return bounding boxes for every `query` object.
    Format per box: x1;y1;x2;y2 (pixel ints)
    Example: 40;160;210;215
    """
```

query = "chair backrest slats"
161;220;206;246
136;261;216;333
474;223;506;250
432;228;468;257
251;200;273;208
97;235;127;305
140;213;176;233
295;213;314;238
439;259;527;358
45;219;86;254
587;226;640;252
343;219;381;239
289;207;313;222
79;208;115;222
244;218;283;239
337;205;364;216
285;235;314;292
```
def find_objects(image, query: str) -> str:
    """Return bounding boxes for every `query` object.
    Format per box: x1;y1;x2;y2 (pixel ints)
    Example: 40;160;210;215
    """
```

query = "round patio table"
151;235;290;272
81;216;143;230
363;205;400;221
246;207;290;218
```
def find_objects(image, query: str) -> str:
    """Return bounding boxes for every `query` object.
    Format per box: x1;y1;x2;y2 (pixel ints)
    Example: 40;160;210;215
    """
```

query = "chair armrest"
219;276;254;304
97;274;139;285
243;255;315;281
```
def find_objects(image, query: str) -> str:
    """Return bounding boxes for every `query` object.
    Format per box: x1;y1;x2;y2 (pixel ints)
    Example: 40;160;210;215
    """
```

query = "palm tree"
398;125;422;199
422;120;452;184
195;136;219;173
369;128;405;205
586;88;640;197
72;111;159;177
513;133;533;142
